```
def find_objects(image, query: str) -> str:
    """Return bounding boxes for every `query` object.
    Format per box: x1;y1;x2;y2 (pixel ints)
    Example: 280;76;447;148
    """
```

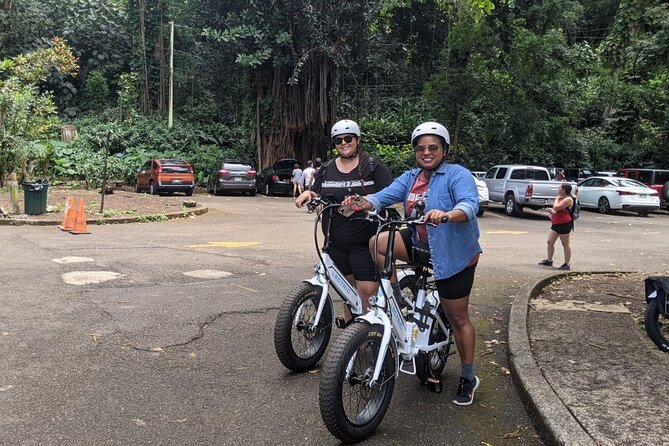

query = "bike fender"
355;313;385;326
303;277;323;287
396;267;416;282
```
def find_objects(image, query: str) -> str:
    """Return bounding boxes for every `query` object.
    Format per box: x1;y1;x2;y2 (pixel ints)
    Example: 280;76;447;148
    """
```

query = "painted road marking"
485;230;528;235
52;256;95;264
62;271;124;285
186;241;263;248
184;270;234;279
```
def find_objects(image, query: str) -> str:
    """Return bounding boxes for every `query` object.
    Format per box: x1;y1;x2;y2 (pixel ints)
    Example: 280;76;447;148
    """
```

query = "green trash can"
23;180;49;215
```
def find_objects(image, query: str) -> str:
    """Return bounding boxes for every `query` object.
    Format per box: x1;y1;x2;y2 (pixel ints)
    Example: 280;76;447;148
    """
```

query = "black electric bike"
644;276;669;352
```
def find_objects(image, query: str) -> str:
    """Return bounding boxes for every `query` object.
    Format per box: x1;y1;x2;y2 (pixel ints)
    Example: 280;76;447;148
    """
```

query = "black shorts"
399;228;477;300
327;242;379;282
551;221;574;234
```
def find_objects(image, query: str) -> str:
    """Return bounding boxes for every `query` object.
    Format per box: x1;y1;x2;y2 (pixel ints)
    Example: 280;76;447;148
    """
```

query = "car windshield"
610;179;648;188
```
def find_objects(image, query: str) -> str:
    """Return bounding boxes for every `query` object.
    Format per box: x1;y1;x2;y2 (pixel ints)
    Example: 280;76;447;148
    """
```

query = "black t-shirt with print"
312;156;393;244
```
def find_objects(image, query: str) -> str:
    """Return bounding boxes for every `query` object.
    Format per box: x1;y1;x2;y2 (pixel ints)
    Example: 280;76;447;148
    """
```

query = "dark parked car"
134;159;195;196
256;158;299;196
617;168;669;210
207;160;256;196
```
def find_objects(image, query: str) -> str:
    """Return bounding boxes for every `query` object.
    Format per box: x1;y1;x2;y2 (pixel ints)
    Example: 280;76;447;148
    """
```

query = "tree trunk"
157;1;166;112
137;0;150;114
452;104;462;163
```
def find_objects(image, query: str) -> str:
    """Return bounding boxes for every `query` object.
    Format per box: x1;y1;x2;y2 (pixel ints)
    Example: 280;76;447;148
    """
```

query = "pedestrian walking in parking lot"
291;163;303;197
302;160;316;191
539;183;575;270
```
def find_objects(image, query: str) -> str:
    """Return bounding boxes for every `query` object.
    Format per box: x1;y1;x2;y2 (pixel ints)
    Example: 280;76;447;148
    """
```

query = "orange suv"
134;159;195;196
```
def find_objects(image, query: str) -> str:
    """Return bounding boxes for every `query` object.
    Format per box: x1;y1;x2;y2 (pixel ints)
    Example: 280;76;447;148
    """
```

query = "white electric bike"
319;204;454;443
273;197;417;373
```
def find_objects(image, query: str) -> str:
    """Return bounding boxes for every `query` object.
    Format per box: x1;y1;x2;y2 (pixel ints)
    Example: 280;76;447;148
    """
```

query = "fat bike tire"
274;283;333;372
644;300;669;352
416;307;453;384
319;323;396;443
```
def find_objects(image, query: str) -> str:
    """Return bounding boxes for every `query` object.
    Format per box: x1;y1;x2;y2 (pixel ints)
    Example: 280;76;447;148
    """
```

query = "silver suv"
207;160;256;196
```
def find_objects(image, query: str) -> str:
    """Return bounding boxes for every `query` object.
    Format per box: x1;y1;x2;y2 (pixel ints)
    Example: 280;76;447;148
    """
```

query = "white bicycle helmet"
411;121;450;148
331;119;361;139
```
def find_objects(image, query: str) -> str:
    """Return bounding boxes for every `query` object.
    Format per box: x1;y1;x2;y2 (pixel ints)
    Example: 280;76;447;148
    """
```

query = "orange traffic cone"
58;196;76;231
69;198;91;235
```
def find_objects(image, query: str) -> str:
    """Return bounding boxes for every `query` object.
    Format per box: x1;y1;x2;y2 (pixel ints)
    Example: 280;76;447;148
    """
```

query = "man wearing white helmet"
343;121;483;406
295;119;393;315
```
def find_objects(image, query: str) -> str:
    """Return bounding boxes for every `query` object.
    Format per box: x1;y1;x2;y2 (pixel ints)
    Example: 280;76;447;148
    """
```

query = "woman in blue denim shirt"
347;122;483;406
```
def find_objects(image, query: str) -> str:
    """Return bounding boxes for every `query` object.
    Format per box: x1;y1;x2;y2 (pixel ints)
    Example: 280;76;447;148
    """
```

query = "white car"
576;176;660;216
472;172;489;217
471;171;486;180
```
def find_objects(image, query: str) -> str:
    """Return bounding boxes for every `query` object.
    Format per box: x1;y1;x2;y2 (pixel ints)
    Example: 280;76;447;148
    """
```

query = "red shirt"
551;207;573;224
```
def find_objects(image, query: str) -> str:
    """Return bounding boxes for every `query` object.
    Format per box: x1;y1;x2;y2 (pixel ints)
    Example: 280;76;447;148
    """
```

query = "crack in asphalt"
131;306;281;351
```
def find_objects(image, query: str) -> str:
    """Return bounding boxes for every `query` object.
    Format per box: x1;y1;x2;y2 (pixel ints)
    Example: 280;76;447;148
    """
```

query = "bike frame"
301;200;414;329
354;214;451;387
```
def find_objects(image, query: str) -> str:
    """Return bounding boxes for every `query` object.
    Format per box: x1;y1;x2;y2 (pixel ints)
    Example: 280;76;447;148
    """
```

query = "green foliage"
81;70;109;113
2;0;668;181
0;39;77;181
368;144;415;177
44;113;255;187
117;73;138;123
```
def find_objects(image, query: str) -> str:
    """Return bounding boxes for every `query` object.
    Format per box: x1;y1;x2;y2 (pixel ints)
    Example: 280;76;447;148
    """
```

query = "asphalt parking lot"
0;194;666;445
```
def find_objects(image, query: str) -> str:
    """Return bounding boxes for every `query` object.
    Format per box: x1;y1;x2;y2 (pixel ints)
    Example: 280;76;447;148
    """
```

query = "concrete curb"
0;206;208;226
508;272;597;446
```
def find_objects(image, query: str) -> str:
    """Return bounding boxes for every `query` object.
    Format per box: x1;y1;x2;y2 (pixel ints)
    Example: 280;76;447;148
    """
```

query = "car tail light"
248;170;256;177
617;190;633;195
157;166;163;173
526;184;533;198
271;174;279;182
188;166;193;173
218;169;230;177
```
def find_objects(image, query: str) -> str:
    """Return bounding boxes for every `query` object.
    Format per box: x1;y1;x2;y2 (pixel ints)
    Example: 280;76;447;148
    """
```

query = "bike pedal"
426;378;443;394
335;317;350;329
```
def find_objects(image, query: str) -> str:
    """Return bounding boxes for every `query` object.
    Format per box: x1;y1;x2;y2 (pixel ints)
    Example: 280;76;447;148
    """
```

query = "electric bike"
318;206;454;443
273;198;417;372
644;276;669;352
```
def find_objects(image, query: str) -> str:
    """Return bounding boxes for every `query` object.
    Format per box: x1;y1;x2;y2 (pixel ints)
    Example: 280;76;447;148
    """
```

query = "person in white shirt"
302;160;316;191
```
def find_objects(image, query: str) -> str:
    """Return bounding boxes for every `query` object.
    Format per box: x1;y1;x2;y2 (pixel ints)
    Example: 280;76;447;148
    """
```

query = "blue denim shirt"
365;162;482;280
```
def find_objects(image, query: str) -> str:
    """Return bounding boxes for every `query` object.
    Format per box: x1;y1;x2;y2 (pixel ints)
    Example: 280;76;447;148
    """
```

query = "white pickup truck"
483;165;577;216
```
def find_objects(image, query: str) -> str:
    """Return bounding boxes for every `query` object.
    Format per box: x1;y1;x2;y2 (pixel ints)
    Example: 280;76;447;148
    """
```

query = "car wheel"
638;210;650;217
265;184;273;196
213;183;220;196
504;195;520;216
249;190;256;197
597;197;610;214
185;188;194;197
662;181;669;201
134;181;141;193
149;182;158;195
477;206;484;217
